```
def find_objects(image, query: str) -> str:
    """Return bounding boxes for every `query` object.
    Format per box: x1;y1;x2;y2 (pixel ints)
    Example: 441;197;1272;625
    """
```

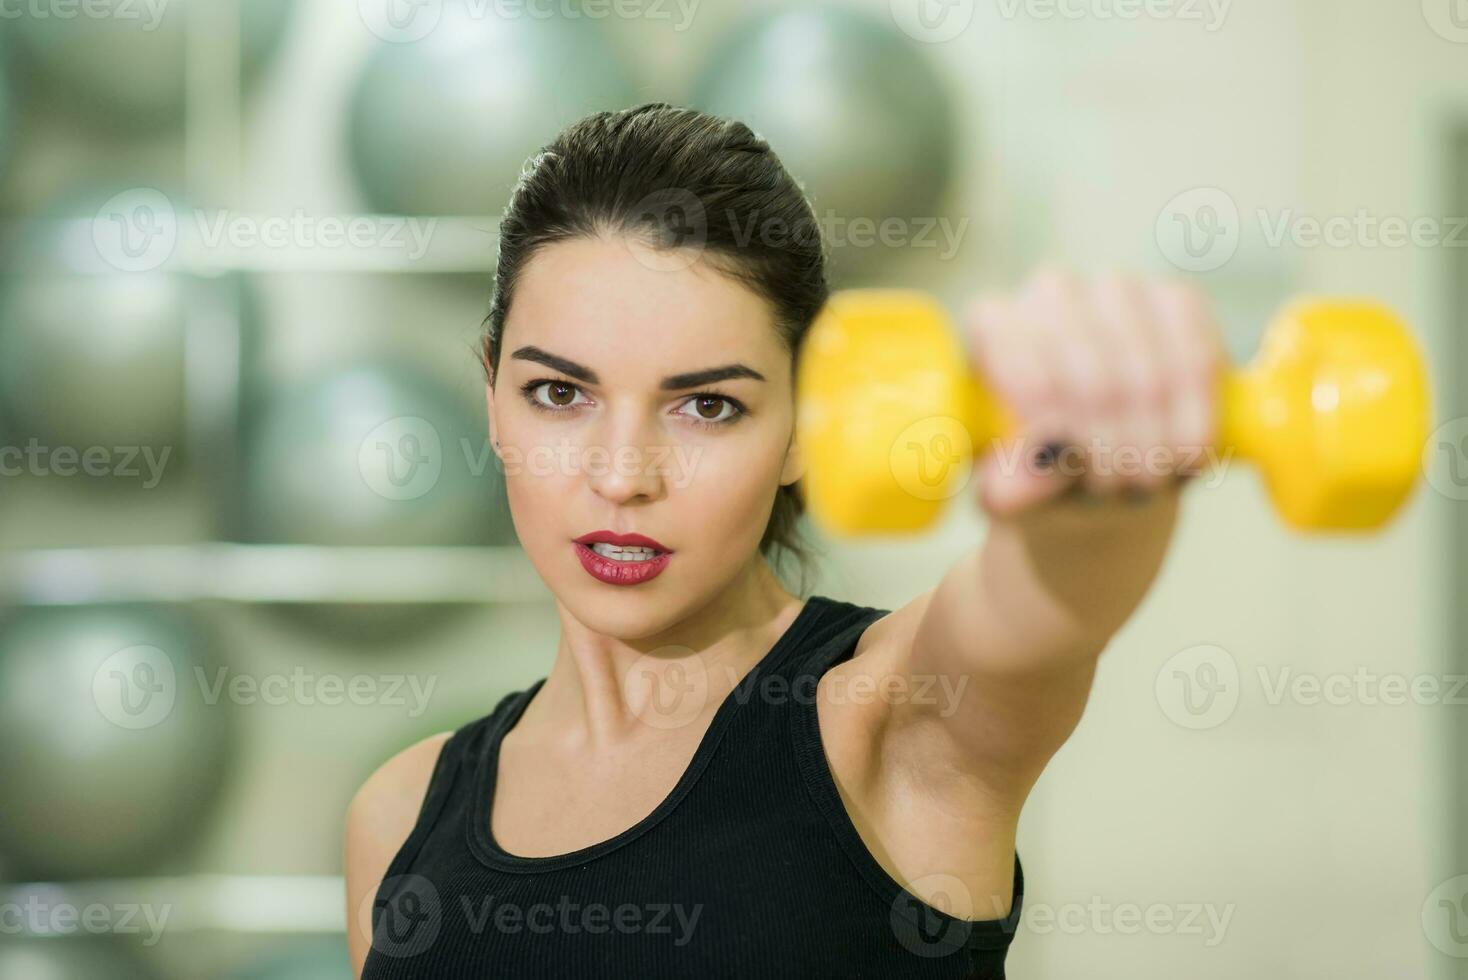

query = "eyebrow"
509;345;766;390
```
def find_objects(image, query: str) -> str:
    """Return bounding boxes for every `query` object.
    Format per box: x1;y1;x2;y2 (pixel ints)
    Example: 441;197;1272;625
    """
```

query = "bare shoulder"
818;589;1020;919
815;589;936;800
829;589;936;714
343;731;454;976
346;730;454;847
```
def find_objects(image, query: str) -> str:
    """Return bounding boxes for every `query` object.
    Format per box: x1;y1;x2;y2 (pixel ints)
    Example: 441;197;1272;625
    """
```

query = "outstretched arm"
862;268;1224;807
817;269;1224;924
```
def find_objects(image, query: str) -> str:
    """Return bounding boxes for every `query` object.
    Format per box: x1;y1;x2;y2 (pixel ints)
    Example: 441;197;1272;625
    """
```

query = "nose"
583;411;668;506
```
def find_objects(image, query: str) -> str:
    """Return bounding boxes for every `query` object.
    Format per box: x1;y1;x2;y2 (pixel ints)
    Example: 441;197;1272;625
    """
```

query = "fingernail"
1033;440;1066;471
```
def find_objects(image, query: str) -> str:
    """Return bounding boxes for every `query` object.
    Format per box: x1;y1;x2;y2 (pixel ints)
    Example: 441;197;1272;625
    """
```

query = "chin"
564;590;684;641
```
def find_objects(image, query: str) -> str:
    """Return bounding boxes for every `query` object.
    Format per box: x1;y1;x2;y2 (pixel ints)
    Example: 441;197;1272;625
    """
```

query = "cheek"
678;438;788;543
500;450;579;524
495;418;581;536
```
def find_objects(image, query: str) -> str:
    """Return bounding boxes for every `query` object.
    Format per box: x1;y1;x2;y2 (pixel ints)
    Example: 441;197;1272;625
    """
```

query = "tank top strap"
766;594;892;679
373;689;526;887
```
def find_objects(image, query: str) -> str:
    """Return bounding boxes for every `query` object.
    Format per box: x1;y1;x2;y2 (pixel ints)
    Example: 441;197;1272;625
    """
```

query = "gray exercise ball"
0;189;254;469
689;5;959;281
237;362;515;548
9;0;293;130
232;362;518;645
347;0;637;216
0;604;234;881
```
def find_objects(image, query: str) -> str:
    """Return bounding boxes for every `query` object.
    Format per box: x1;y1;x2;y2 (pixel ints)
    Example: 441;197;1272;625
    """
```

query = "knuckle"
1128;370;1171;413
1009;373;1054;408
1096;271;1143;309
1069;371;1120;414
1158;278;1207;322
1028;264;1079;301
966;296;1006;334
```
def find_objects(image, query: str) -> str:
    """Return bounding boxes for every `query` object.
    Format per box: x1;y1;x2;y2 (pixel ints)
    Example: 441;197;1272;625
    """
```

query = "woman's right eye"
522;379;589;412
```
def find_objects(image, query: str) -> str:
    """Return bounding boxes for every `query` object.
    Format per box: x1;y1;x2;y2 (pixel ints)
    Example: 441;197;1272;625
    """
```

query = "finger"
1091;273;1171;494
965;293;1061;445
965;294;1079;517
1019;267;1124;498
1147;279;1225;479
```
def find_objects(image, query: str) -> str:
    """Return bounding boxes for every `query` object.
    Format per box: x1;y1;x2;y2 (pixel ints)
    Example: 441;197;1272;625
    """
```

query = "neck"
522;556;804;747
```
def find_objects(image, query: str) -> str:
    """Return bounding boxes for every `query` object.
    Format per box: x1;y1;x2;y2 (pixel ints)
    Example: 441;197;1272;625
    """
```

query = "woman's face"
486;235;803;639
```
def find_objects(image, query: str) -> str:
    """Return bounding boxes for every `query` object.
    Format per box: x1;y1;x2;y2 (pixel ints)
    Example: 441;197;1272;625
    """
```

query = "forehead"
504;235;786;376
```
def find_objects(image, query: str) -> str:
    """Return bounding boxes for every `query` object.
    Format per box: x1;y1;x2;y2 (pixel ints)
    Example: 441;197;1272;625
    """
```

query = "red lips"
572;533;673;586
573;530;671;552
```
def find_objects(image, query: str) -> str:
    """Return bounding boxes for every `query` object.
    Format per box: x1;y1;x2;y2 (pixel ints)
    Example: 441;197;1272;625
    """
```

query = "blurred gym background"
0;0;1463;977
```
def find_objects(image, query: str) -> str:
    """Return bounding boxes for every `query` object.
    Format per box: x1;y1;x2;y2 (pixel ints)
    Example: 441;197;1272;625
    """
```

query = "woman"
345;103;1220;978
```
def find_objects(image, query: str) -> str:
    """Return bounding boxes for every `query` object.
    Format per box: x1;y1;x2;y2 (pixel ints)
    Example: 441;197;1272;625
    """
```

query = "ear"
779;430;805;486
484;382;501;460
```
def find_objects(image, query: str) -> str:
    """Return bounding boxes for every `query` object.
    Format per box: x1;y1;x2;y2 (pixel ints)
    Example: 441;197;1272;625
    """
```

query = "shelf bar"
4;874;346;935
0;544;544;605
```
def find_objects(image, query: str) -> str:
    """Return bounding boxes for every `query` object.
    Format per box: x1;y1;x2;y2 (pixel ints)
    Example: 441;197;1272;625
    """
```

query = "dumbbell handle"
797;290;1430;532
962;336;1337;465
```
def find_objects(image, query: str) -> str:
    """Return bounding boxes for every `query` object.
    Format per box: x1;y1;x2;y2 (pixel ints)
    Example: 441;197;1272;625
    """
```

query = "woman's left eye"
676;394;743;426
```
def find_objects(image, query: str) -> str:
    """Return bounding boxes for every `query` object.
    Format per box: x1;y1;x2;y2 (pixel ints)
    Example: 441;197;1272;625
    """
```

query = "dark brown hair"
479;102;827;595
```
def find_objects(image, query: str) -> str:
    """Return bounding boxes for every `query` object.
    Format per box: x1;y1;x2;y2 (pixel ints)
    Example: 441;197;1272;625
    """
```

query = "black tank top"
361;594;1024;978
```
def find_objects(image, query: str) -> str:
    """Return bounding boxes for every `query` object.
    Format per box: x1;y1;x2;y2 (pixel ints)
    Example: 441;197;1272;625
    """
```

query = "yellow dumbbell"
795;289;1432;534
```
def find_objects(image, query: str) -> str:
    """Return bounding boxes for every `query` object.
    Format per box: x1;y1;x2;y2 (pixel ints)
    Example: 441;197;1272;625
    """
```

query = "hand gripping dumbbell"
794;290;1431;534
